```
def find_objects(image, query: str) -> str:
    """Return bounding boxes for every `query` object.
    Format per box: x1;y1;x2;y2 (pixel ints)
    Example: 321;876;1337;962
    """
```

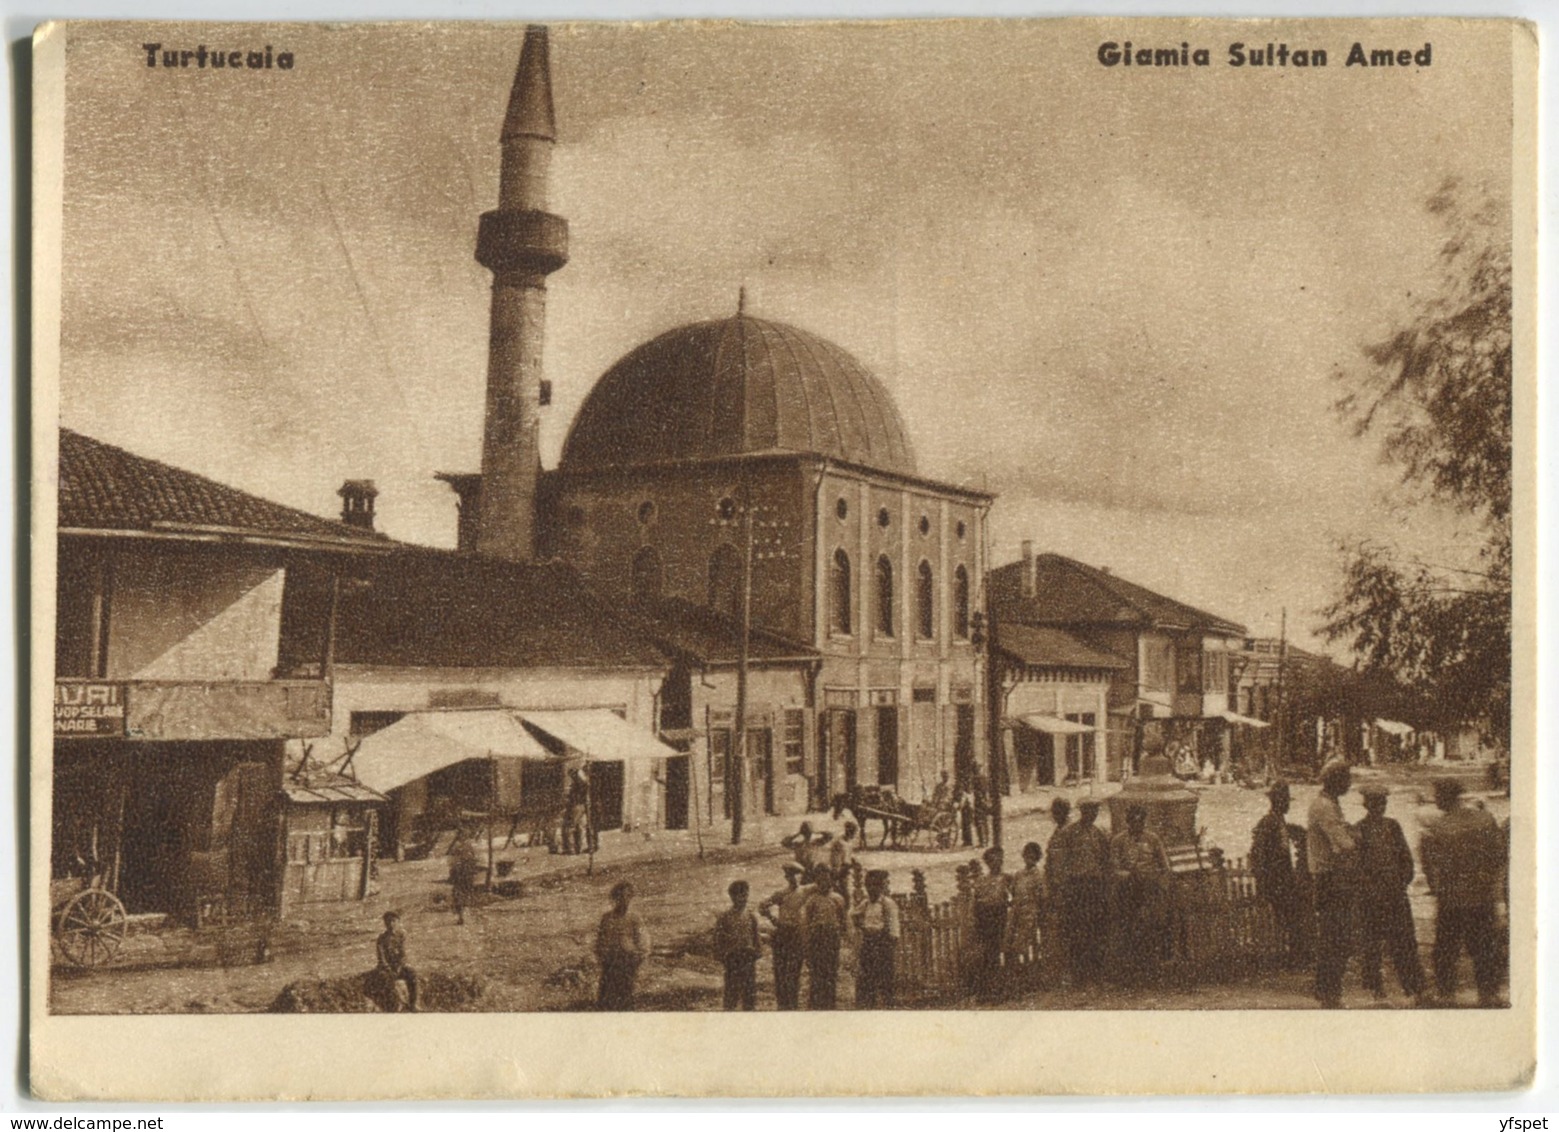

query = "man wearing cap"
1250;781;1306;967
1352;783;1426;1004
1048;797;1112;988
1420;777;1505;1006
759;861;813;1009
1307;759;1358;1008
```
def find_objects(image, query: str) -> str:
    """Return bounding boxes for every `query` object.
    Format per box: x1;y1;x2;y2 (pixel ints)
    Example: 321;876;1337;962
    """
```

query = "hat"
865;868;889;883
1078;798;1101;812
1266;779;1291;801
781;861;805;875
1432;777;1465;805
1359;783;1390;801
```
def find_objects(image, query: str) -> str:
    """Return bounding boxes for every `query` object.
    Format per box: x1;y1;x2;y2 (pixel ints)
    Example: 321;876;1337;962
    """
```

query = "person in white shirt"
853;869;901;1008
1307;759;1358;1008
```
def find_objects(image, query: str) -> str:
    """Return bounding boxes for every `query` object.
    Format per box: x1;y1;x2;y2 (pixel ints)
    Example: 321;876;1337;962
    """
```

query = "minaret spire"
473;25;569;560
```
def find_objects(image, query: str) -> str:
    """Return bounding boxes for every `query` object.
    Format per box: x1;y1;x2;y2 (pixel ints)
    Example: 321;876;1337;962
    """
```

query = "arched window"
953;565;970;639
917;560;934;639
708;544;742;619
875;555;895;638
832;549;852;635
631;546;663;604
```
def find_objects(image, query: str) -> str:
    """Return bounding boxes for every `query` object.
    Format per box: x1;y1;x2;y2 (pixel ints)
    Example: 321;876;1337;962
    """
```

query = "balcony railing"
55;679;331;741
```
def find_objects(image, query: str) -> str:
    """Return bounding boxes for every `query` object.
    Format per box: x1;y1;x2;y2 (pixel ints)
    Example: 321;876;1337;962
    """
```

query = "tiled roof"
995;623;1128;670
627;597;819;666
333;551;668;670
59;428;387;547
990;552;1246;636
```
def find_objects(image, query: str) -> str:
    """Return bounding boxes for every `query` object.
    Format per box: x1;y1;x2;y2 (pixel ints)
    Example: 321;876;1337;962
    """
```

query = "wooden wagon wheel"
930;809;958;850
56;888;127;969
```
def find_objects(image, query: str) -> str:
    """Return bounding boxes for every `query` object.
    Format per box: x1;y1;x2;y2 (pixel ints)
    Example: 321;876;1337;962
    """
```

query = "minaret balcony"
476;209;569;277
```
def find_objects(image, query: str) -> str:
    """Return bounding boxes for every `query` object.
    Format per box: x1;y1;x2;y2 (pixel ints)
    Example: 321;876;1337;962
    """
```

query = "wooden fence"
890;857;1287;1003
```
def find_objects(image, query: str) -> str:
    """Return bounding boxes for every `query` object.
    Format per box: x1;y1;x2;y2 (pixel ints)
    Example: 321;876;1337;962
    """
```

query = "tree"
1322;178;1512;746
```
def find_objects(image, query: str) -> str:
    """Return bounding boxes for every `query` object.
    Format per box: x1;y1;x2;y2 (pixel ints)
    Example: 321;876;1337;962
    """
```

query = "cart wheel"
931;810;957;850
56;889;127;969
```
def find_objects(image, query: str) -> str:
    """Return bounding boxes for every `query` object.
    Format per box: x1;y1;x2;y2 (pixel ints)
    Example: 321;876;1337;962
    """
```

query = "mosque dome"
559;315;918;476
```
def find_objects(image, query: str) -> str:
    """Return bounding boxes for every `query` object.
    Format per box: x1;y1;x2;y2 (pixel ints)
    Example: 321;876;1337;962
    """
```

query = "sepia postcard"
29;16;1536;1100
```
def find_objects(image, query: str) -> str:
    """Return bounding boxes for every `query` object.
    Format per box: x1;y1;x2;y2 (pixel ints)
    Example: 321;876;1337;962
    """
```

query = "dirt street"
49;765;1509;1015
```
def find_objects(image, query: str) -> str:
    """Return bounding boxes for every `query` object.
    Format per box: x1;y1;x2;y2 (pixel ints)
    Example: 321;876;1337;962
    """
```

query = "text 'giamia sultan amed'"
141;43;295;70
1098;42;1434;68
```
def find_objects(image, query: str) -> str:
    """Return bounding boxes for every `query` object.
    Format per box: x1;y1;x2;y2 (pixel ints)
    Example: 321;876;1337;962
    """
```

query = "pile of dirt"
267;970;488;1013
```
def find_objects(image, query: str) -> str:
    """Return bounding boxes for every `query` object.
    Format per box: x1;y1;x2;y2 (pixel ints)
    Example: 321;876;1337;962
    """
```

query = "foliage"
1322;179;1512;744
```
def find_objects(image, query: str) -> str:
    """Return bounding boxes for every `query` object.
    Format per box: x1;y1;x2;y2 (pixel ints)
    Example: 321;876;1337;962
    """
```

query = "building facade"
52;429;388;922
989;544;1247;780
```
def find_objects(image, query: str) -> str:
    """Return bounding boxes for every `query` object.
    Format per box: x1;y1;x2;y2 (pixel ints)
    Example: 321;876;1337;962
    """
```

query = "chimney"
1020;540;1035;598
473;25;569;560
338;480;378;531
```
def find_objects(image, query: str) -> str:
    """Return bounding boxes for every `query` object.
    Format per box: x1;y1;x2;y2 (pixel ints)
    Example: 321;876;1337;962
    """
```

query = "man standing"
448;827;481;926
1307;759;1358;1009
595;881;648;1010
1353;784;1426;1005
830;822;858;893
853;869;901;1008
1050;798;1112;988
1250;781;1303;967
759;862;812;1009
971;770;992;848
1042;797;1071;985
971;846;1012;1001
1110;804;1172;986
781;821;833;873
565;768;593;855
1419;777;1505;1006
713;879;762;1011
802;867;849;1009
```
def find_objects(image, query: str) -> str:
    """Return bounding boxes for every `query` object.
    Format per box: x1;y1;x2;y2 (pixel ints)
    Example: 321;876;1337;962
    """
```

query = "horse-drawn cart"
833;786;960;850
51;872;128;969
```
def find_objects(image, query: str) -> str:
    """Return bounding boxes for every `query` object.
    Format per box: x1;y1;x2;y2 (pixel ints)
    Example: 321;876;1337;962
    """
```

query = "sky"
55;18;1514;651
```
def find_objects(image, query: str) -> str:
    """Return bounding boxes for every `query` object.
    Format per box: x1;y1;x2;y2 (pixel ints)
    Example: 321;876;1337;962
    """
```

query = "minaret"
473;25;568;560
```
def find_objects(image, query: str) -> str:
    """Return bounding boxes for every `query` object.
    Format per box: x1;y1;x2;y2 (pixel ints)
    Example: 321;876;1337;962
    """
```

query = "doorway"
748;728;776;816
819;710;857;805
590;760;625;832
954;703;975;786
664;754;690;830
876;706;899;788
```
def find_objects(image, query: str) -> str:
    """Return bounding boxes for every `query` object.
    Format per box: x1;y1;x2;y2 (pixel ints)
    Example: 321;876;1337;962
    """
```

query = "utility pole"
971;610;1002;852
1274;606;1288;779
721;472;793;846
731;477;753;846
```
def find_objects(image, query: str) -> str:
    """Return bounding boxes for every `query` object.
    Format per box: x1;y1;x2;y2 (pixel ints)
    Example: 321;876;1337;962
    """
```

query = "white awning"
349;710;553;794
1011;713;1094;736
1220;710;1271;729
520;709;681;762
1374;718;1415;736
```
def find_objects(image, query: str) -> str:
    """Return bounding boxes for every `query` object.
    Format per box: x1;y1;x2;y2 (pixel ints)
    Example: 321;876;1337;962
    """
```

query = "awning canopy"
349;710;552;794
1374;718;1415;736
520;709;681;762
1010;713;1094;736
1220;710;1271;729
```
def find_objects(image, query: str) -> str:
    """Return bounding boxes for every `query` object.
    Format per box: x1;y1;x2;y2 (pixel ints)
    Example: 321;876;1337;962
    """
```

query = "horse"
831;787;917;849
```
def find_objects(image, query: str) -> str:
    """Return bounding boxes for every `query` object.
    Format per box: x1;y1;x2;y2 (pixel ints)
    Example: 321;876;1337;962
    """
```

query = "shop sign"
54;681;127;737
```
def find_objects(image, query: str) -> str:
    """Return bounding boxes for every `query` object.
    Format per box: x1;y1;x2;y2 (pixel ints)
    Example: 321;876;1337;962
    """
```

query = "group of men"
928;770;994;848
708;858;902;1010
1038;796;1178;989
1253;760;1507;1009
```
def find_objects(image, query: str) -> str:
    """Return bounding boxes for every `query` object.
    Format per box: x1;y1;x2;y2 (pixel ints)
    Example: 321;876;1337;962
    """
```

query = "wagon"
833;786;960;850
50;871;128;969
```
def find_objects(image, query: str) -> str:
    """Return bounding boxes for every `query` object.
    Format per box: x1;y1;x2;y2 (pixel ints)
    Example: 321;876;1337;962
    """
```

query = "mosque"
438;26;993;820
